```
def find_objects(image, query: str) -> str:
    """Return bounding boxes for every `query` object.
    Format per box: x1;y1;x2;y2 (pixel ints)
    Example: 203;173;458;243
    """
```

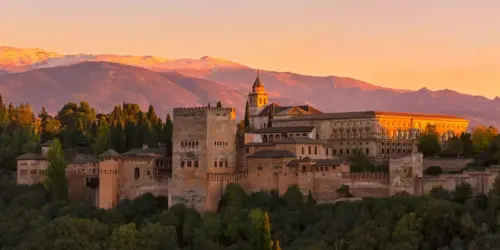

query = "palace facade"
17;72;483;212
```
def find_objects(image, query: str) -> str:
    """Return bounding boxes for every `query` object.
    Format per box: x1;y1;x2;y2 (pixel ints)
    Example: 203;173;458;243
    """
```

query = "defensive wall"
203;170;391;209
415;166;500;195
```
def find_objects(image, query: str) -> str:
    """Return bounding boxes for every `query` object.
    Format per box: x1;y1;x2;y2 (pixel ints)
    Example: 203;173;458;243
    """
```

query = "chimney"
142;143;148;149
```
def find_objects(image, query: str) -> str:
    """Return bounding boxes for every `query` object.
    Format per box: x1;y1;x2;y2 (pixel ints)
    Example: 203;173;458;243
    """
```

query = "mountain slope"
0;46;499;126
0;61;246;115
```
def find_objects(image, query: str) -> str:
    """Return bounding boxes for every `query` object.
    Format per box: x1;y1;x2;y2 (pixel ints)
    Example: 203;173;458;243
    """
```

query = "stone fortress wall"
168;106;237;211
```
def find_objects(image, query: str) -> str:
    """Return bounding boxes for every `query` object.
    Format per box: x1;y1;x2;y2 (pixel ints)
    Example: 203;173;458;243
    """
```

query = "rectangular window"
246;148;250;153
308;146;311;154
219;161;223;168
301;147;304;154
194;161;199;168
181;161;185;168
326;149;329;156
187;161;192;167
214;161;217;167
146;170;151;176
225;161;228;168
314;146;318;155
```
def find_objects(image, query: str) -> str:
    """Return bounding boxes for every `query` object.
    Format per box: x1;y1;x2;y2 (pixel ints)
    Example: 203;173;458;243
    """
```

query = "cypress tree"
113;122;127;153
267;105;274;128
263;212;272;250
273;240;281;250
244;101;250;129
44;138;68;201
92;116;111;155
164;114;173;143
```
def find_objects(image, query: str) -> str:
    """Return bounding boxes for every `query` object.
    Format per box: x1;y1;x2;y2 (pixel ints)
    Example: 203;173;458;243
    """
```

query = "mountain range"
0;46;498;127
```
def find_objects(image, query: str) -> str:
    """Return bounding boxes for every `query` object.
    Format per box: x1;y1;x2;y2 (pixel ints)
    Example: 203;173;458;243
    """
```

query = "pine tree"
92;116;111;155
244;101;250;130
43;138;68;201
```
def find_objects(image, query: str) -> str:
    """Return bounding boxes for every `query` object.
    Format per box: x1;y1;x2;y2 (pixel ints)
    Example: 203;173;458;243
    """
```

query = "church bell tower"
248;70;268;117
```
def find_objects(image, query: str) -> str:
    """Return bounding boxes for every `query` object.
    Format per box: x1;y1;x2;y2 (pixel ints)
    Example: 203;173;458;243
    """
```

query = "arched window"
134;167;140;180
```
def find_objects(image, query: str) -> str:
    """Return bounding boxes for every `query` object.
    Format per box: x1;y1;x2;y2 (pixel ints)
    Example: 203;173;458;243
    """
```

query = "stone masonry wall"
169;107;236;211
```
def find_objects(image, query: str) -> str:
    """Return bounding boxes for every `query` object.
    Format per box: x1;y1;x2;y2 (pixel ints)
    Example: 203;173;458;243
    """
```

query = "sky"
1;0;499;98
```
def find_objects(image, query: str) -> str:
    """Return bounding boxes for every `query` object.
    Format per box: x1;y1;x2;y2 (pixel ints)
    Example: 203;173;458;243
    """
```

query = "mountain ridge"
0;46;498;127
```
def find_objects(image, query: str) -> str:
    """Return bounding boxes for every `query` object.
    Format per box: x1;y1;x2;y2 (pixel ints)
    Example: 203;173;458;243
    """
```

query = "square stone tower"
169;106;237;211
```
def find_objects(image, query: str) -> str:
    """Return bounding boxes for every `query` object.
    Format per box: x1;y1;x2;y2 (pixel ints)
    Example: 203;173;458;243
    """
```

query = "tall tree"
417;125;441;157
263;212;272;250
92;116;111;155
471;126;495;154
164;114;173;156
267;105;274;128
112;122;127;153
216;101;222;108
44;138;68;201
460;132;474;157
244;101;250;130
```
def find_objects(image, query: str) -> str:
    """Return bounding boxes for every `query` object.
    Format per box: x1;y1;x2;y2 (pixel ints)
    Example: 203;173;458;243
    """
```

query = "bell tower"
248;70;268;117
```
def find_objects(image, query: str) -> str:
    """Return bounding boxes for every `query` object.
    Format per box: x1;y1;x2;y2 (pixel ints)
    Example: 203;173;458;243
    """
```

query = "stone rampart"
423;158;473;172
173;107;235;117
415;167;500;195
341;172;389;183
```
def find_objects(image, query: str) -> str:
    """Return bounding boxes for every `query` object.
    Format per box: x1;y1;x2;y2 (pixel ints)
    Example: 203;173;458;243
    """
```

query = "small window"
146;170;151;176
219;161;223;168
134;167;140;179
214;161;217;167
181;161;185;168
194;161;199;168
308;146;311;154
314;146;318;155
326;149;329;156
301;147;304;154
246;148;250;153
187;161;192;167
225;161;228;168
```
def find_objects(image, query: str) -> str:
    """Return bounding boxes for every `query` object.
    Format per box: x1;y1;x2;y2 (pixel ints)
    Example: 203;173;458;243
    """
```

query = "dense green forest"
0;95;173;171
4;177;500;249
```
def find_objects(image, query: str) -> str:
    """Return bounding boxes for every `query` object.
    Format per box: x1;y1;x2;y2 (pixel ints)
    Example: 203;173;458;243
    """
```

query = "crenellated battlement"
173;106;235;117
341;172;389;182
207;172;248;182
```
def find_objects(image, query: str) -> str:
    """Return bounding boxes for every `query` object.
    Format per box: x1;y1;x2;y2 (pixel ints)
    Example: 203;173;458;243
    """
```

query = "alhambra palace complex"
16;74;500;211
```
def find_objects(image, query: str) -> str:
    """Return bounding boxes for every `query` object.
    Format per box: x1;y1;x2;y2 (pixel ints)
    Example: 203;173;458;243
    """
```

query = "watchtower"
98;150;121;209
169;106;237;211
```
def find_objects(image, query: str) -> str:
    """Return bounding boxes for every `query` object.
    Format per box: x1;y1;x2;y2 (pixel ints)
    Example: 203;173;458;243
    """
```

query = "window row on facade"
18;169;45;175
301;146;319;155
331;148;370;155
214;141;229;147
181;140;199;148
214;160;229;168
180;160;199;168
